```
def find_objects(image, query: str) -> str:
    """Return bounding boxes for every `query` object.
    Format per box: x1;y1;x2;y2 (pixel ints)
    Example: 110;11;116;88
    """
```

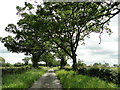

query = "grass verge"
2;68;48;89
56;70;118;88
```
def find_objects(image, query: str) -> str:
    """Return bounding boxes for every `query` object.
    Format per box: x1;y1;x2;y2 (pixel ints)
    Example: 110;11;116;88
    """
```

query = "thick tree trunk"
33;60;38;68
72;52;77;71
32;54;39;68
25;62;28;65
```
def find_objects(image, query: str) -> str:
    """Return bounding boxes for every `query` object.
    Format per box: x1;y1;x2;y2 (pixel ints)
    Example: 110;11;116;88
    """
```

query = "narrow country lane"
28;69;62;90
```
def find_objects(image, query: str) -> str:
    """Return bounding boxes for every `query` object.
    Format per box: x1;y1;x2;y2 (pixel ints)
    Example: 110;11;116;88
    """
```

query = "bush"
2;65;32;76
64;66;72;71
14;62;24;67
2;63;13;67
56;70;118;88
77;67;119;85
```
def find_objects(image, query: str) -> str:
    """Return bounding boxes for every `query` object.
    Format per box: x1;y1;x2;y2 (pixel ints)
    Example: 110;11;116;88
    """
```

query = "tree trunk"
46;61;48;67
60;57;64;69
72;52;77;71
32;54;39;68
25;62;28;65
32;60;38;68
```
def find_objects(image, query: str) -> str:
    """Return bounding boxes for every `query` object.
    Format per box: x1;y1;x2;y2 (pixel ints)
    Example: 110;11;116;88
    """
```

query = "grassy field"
56;70;118;88
2;68;48;88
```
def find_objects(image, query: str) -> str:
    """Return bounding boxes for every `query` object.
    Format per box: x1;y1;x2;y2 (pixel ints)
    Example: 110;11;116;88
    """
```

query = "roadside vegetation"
56;70;118;88
2;67;48;88
1;56;120;89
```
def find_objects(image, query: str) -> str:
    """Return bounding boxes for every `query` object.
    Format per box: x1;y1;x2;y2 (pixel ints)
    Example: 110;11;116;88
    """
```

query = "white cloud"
0;53;25;64
0;0;28;64
76;15;118;66
0;0;25;37
0;42;27;64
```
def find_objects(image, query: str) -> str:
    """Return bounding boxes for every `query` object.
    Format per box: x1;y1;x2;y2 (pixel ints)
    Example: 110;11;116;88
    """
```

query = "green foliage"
103;63;110;67
2;65;32;76
77;60;86;68
64;66;73;71
1;2;120;70
22;57;31;65
77;67;120;85
2;63;13;67
0;56;5;64
14;62;24;67
52;66;60;71
2;68;47;88
92;62;111;69
113;64;120;68
56;70;118;88
1;4;49;67
40;52;60;67
54;48;68;69
43;2;120;71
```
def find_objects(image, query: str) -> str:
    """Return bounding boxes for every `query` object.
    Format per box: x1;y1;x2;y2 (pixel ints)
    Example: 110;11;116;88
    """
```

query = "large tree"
1;2;47;67
1;2;120;70
41;2;120;70
53;48;68;69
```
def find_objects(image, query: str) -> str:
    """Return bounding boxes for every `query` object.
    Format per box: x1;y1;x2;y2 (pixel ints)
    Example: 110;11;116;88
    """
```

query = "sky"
0;0;119;66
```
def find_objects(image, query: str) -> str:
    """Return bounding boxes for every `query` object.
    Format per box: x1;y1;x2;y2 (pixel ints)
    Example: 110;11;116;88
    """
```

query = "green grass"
2;68;48;88
56;70;118;88
52;66;60;71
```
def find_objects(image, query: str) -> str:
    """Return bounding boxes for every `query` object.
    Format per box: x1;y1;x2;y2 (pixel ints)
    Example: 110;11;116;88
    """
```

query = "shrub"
64;66;72;71
14;62;24;67
56;70;118;88
77;67;119;85
2;63;13;67
2;66;32;76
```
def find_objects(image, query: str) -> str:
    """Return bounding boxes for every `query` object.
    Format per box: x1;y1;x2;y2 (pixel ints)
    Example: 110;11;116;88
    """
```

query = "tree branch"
54;40;72;58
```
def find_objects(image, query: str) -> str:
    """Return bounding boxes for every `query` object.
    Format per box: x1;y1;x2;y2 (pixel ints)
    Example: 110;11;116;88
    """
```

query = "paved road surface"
28;69;62;90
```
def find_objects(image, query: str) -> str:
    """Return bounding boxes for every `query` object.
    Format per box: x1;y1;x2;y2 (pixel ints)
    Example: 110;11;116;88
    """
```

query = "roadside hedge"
2;65;32;76
77;67;119;85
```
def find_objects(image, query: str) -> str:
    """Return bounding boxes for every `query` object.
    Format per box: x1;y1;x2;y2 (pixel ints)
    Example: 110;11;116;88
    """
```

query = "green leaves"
0;57;5;64
1;2;120;68
22;57;31;65
5;24;17;33
24;2;34;10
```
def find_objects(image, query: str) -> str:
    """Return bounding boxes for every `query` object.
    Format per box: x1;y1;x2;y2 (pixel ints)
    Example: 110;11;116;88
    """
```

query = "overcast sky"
0;0;119;66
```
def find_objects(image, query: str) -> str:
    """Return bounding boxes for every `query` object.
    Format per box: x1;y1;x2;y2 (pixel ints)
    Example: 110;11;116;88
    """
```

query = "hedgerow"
2;65;32;76
77;67;119;85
